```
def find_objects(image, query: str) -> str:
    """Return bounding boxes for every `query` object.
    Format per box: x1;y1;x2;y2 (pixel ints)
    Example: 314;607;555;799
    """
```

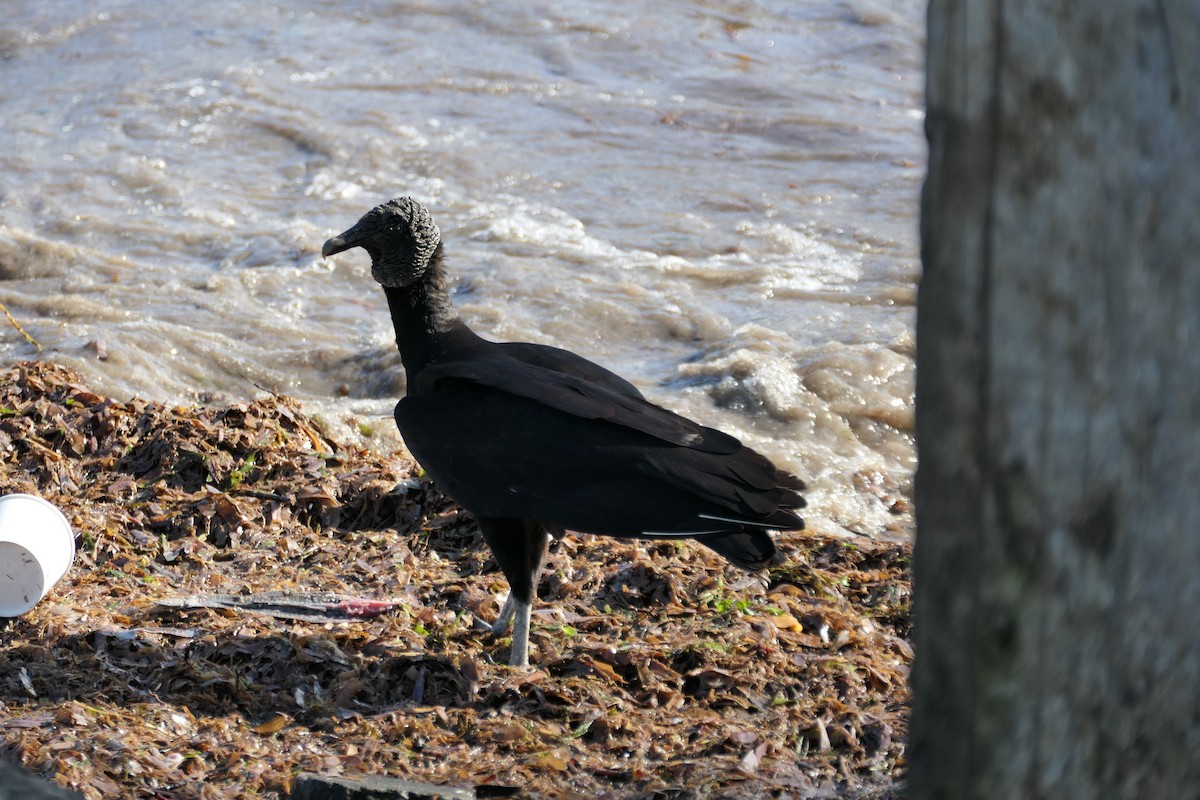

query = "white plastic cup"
0;494;76;617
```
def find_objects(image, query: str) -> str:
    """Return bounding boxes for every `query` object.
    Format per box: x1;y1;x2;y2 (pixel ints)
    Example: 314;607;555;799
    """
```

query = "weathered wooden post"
911;2;1200;798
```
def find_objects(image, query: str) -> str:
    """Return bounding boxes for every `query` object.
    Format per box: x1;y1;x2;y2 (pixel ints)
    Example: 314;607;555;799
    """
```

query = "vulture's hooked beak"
321;225;364;258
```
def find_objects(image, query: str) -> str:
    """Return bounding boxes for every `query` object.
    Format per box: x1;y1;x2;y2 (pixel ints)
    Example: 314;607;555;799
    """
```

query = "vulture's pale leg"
479;518;548;667
491;593;516;635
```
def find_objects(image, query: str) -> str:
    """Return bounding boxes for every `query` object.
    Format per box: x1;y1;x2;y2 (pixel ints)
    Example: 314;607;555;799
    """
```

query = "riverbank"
0;361;910;799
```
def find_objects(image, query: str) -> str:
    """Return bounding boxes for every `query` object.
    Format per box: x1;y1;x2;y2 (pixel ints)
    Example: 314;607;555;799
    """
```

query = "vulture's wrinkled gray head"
322;197;441;288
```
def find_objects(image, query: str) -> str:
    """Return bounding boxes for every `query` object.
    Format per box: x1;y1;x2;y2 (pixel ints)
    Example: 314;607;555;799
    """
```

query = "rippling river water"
0;0;924;540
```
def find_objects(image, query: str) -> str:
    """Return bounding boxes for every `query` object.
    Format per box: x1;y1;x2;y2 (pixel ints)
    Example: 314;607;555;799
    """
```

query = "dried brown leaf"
251;712;291;735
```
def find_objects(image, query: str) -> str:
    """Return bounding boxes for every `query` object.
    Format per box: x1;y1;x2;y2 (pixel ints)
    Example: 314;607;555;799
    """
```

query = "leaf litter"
0;362;911;799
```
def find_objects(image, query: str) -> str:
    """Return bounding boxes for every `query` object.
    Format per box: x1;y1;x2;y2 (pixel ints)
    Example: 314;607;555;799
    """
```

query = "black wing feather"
412;357;742;454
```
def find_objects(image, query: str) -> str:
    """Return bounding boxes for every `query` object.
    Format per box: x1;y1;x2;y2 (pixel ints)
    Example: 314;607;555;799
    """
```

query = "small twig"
0;300;40;351
242;374;283;399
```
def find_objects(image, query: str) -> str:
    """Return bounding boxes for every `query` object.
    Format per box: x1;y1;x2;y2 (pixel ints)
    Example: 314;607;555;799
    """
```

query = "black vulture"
322;197;806;667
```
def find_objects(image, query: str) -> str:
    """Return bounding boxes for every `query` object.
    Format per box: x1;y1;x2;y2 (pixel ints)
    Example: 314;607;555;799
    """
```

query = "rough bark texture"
911;3;1200;799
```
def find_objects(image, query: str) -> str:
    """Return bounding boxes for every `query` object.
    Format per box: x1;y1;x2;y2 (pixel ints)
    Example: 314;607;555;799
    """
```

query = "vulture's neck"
382;248;477;385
